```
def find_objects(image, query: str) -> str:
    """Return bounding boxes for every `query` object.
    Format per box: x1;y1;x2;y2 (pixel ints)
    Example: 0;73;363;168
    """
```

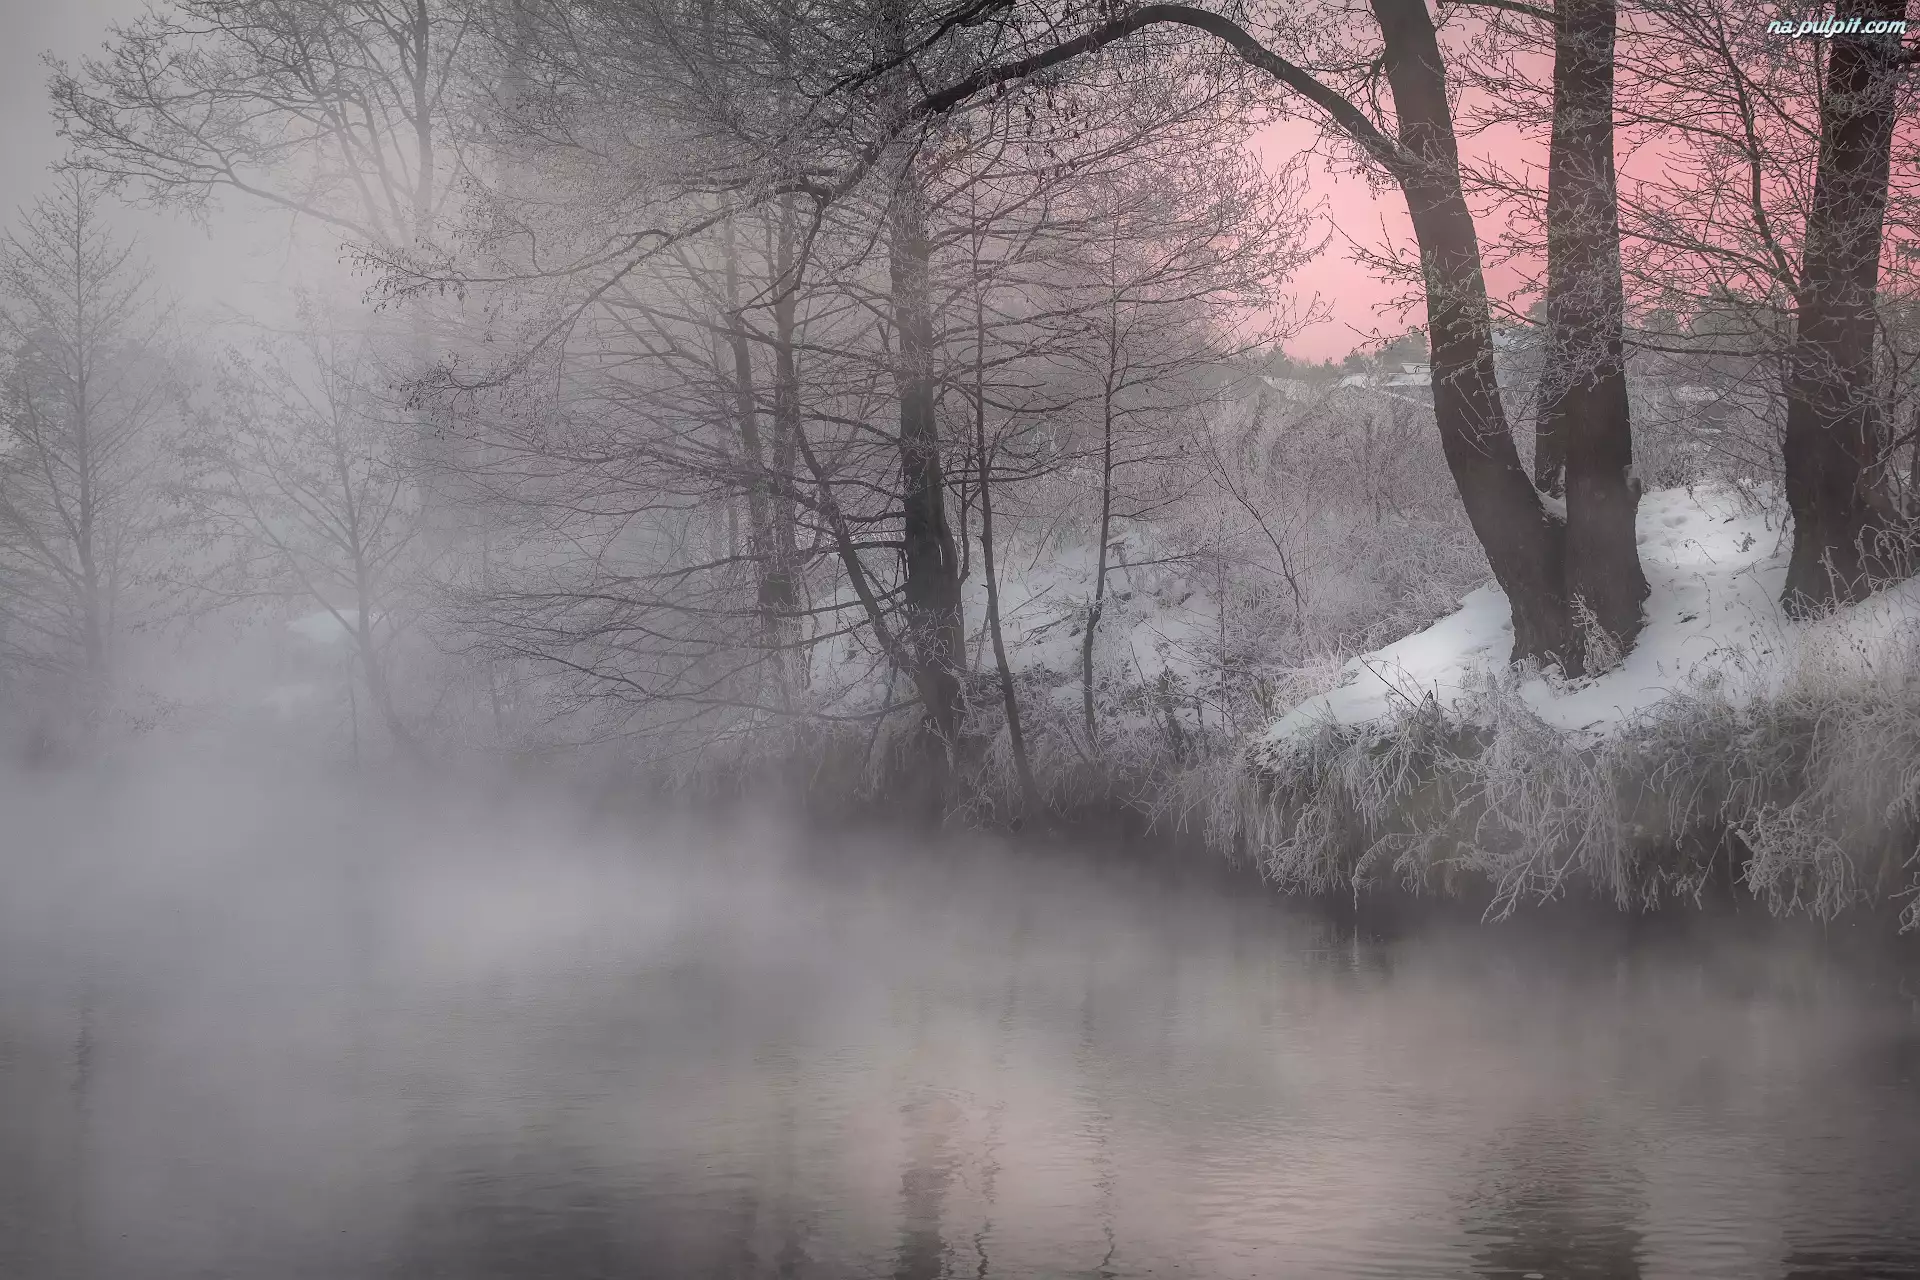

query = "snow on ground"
971;530;1218;704
807;521;1220;717
1264;485;1920;746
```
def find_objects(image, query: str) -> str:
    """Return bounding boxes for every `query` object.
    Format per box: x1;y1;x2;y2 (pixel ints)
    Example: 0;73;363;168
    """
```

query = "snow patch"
1262;486;1920;747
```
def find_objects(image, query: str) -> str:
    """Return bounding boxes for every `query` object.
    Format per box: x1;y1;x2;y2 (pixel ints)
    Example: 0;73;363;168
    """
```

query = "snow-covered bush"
1215;485;1920;930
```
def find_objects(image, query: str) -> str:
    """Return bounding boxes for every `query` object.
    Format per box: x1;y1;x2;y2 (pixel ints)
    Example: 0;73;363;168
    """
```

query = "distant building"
1332;363;1432;399
1259;375;1320;403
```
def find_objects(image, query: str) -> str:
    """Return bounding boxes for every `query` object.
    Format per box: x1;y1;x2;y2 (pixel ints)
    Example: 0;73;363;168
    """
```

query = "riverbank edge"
657;662;1920;934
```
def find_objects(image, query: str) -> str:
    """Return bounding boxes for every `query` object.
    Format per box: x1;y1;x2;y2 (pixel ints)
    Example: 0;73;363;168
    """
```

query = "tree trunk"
719;216;790;695
768;198;804;641
792;414;961;778
351;607;412;755
889;150;966;749
1538;0;1647;663
73;359;107;697
1780;0;1907;616
1081;340;1118;748
973;319;1040;816
1372;0;1578;667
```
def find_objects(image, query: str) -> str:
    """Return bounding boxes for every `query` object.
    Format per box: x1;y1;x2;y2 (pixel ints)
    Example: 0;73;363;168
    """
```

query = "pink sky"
5;0;1563;364
1255;103;1547;362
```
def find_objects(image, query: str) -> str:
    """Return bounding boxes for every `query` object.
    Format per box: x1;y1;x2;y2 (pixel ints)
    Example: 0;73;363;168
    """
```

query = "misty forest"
2;0;1920;1276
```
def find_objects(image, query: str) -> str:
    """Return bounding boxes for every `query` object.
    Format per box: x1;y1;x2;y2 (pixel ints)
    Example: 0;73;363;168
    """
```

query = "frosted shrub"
1220;641;1920;930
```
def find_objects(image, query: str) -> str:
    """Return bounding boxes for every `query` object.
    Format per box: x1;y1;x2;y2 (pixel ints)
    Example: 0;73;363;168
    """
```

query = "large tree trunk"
908;0;1650;671
719;216;792;698
889;156;967;748
1780;0;1907;616
1537;0;1647;662
881;0;966;753
1373;0;1579;667
768;198;804;634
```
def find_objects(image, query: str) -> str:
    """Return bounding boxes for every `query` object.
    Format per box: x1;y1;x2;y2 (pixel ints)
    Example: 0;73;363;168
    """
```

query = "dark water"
2;766;1918;1279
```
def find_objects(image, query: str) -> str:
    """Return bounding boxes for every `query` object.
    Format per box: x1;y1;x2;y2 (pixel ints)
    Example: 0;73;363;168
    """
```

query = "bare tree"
0;177;179;725
1041;156;1305;746
389;0;1304;779
49;0;476;246
1607;0;1919;613
1778;0;1914;613
177;319;431;752
871;0;1644;672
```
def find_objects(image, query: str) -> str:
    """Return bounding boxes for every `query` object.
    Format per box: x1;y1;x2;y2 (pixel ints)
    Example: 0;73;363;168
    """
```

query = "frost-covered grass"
1184;656;1920;931
1212;484;1920;930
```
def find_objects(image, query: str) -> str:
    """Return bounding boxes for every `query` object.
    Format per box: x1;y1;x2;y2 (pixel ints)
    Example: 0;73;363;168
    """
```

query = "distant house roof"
1260;376;1319;402
1336;363;1432;391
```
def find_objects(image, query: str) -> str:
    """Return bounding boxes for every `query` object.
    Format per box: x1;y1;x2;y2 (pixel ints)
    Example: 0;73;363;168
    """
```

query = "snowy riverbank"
1259;484;1920;754
1222;485;1920;929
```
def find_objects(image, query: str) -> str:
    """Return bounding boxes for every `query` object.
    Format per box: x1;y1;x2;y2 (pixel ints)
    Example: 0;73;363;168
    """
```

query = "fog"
0;755;1914;1278
4;0;1920;1274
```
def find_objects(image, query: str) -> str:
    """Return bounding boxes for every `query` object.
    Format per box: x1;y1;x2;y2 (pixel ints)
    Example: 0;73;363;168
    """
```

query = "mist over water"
0;758;1914;1280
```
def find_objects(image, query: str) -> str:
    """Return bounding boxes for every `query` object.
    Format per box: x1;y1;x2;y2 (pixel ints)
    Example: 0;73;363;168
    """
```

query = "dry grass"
1160;638;1920;931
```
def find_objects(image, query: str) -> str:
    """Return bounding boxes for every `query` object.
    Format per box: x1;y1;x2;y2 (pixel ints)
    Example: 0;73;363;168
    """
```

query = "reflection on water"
0;771;1917;1279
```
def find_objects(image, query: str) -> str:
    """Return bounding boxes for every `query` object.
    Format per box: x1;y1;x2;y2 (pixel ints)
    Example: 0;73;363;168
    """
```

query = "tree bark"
882;0;967;752
718;217;793;696
890;156;968;749
972;312;1040;816
1780;0;1908;616
1372;0;1578;667
768;198;804;630
1081;316;1118;747
1537;0;1647;662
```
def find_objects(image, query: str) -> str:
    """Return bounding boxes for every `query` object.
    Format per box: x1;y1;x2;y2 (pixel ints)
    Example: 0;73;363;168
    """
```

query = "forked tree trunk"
904;0;1652;672
1537;0;1647;662
884;0;967;752
889;156;967;749
1780;0;1907;615
1373;0;1579;666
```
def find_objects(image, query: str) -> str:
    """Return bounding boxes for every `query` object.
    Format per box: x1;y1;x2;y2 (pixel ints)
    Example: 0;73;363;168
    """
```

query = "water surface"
1;767;1917;1278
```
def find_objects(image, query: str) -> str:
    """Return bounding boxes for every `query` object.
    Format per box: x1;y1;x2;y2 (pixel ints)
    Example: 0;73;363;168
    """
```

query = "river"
1;766;1916;1278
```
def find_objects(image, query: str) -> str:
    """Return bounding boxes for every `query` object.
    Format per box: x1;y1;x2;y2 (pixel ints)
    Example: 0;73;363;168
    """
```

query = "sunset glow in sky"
0;0;1572;364
1251;103;1552;362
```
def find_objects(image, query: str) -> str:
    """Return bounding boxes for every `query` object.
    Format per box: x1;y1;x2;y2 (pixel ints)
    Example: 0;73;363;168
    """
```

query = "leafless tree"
50;0;477;246
847;0;1648;672
176;317;432;752
1603;0;1919;612
0;177;180;727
